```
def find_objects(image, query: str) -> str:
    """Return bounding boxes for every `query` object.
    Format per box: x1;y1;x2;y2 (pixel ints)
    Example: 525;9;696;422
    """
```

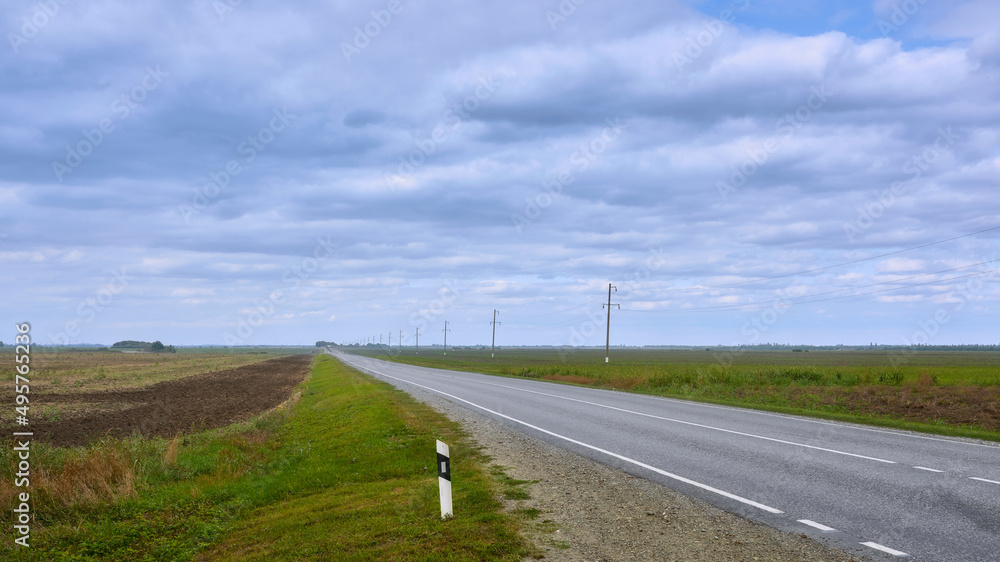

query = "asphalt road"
330;351;1000;561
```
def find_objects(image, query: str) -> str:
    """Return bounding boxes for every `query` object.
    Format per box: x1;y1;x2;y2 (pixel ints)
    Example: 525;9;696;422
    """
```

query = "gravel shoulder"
395;381;870;562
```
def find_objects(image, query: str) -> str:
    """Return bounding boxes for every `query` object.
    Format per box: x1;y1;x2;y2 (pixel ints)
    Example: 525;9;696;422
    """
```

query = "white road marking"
913;466;944;473
342;357;785;515
798;519;837;532
383;353;1000;450
413;370;898;464
969;477;1000;485
861;541;910;557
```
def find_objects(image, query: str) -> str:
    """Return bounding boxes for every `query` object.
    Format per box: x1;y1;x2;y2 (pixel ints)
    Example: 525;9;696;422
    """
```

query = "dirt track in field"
27;355;312;447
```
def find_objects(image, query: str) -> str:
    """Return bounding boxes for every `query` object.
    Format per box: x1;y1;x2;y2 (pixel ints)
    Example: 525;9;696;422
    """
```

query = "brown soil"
19;355;312;447
737;385;1000;432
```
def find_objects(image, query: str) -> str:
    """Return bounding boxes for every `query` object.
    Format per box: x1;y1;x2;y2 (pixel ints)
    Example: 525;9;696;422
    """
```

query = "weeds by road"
360;347;1000;442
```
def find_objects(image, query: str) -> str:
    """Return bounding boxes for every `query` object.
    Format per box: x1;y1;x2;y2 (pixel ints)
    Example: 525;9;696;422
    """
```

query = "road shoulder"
402;382;870;561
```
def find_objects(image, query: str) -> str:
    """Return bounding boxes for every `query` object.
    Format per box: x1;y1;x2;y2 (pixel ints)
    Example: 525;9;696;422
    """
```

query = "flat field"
357;347;1000;440
0;349;300;427
0;352;532;560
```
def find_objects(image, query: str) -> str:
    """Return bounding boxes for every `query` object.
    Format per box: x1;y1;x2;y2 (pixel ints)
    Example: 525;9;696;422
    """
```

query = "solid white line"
913;466;944;473
861;541;910;557
969;477;1000;485
341;357;785;515
361;351;1000;450
409;368;898;464
797;519;837;532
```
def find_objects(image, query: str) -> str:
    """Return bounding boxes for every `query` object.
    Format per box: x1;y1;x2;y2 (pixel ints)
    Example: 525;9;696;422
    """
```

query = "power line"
629;267;1000;314
664;224;1000;294
629;259;1000;313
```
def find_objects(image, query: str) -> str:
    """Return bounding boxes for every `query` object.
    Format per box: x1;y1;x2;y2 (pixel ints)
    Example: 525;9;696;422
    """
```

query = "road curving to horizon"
330;350;1000;561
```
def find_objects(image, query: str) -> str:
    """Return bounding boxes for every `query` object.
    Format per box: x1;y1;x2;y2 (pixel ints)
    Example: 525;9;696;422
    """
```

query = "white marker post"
437;440;453;519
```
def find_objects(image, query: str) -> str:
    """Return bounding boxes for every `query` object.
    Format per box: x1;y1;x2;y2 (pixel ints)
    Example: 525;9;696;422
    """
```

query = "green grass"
0;355;534;561
356;347;1000;442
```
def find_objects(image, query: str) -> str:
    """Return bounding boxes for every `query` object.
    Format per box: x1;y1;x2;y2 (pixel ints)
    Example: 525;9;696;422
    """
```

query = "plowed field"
26;355;312;447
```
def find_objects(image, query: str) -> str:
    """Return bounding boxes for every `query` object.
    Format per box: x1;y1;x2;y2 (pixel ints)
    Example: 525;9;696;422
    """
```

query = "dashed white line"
969;477;1000;485
913;466;944;473
401;364;898;464
861;541;910;557
797;519;837;532
343;358;785;515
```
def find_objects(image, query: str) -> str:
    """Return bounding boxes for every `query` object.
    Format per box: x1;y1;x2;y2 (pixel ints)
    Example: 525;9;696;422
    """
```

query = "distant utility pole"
399;330;403;353
388;331;391;348
416;327;420;355
604;283;619;364
379;334;382;346
443;321;450;355
491;309;500;358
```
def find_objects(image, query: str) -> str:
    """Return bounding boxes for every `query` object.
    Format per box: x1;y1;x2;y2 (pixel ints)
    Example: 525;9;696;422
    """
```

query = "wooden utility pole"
604;283;619;363
491;310;500;358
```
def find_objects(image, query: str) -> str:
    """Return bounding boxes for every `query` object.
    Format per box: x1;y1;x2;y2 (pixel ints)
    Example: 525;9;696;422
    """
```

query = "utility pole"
416;327;420;355
604;283;619;364
379;334;382;346
443;321;450;355
388;331;391;348
399;330;403;353
491;309;500;358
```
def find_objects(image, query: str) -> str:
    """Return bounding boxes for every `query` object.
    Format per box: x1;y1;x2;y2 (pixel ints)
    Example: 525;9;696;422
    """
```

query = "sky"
2;0;999;348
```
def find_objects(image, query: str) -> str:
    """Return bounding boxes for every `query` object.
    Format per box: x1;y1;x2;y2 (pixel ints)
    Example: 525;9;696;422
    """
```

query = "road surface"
331;350;1000;561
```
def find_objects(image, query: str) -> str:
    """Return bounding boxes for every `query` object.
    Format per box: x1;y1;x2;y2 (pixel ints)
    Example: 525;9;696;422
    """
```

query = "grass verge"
0;355;534;560
360;348;1000;443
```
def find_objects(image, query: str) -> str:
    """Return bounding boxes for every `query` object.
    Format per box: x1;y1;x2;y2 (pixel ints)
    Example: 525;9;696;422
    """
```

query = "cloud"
1;0;998;346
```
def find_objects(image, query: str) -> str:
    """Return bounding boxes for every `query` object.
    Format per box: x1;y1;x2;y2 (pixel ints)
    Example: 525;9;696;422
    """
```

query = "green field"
353;346;1000;442
0;355;534;560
